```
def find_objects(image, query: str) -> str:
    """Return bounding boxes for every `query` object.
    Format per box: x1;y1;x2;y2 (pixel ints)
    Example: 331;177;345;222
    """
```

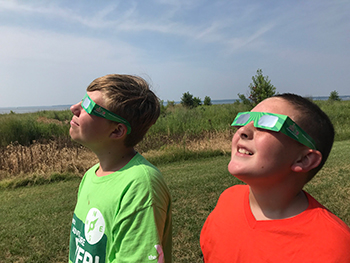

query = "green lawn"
1;140;349;262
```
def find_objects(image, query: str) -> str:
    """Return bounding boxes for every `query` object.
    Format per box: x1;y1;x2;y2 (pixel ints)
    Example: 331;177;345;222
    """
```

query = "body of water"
0;105;71;114
1;96;349;114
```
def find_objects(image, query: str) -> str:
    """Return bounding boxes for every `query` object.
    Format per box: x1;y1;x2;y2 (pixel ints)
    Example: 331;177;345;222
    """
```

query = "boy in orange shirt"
200;93;350;262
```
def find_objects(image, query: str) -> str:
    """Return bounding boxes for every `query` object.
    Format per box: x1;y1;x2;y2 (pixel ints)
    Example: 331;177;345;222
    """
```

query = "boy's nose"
70;102;82;116
238;121;255;139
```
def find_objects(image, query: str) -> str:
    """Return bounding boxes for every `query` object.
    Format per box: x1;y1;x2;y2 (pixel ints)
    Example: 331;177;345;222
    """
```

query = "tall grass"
0;100;349;147
0;113;71;147
151;102;250;135
0;100;349;180
316;100;350;141
0;141;91;182
0;130;233;183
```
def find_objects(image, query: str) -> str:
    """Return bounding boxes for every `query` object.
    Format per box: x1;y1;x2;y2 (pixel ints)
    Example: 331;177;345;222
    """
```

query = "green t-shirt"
69;153;172;263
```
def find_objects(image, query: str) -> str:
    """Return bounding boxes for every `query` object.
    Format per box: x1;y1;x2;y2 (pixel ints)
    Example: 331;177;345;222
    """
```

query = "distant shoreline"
1;95;349;114
0;105;72;114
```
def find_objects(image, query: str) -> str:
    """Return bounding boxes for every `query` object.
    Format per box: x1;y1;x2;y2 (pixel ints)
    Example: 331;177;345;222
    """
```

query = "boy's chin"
69;128;76;139
228;161;242;177
228;160;251;180
69;133;82;145
69;129;81;142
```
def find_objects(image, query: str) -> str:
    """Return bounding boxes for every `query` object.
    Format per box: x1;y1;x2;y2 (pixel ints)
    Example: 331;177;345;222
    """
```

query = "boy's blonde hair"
86;74;160;147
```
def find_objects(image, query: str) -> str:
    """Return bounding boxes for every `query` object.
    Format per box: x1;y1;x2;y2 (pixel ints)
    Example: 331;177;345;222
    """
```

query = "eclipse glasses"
81;94;131;134
231;111;316;150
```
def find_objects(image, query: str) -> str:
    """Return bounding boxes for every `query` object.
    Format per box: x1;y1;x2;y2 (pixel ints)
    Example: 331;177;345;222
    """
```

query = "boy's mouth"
238;148;253;155
70;118;79;126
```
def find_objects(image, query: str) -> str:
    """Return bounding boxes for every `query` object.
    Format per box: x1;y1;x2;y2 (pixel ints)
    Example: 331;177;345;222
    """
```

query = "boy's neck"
95;147;136;177
248;186;309;221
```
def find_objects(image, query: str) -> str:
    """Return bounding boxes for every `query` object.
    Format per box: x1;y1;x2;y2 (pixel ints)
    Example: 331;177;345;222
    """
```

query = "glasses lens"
82;97;91;112
258;115;278;128
235;113;250;124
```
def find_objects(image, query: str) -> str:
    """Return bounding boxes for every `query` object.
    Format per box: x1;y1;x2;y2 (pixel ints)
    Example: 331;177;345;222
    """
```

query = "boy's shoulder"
84;153;161;183
212;184;248;215
220;184;248;199
131;152;159;169
127;152;162;179
80;153;170;205
305;191;350;236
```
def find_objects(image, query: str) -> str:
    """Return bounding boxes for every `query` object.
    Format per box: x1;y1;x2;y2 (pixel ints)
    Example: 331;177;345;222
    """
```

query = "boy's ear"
291;149;322;173
110;123;128;139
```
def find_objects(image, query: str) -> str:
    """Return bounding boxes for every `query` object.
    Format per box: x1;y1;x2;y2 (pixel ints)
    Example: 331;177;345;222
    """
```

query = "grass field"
0;140;349;263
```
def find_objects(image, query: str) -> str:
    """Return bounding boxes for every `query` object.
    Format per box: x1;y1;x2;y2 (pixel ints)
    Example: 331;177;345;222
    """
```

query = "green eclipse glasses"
81;94;131;134
231;111;317;150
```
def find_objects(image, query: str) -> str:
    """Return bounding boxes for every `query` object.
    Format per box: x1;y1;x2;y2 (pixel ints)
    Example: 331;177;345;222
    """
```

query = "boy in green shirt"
68;74;172;263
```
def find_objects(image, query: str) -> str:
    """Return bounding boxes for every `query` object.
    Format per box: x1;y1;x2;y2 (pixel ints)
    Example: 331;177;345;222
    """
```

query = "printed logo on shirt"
85;208;106;245
69;211;107;263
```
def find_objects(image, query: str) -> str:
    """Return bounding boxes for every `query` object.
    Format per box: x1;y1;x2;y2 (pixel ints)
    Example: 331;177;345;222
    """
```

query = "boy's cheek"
231;136;241;153
231;134;238;146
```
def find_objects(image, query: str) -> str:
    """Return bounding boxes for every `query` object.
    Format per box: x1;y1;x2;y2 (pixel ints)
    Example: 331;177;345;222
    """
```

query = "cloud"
0;24;146;107
0;0;266;51
0;25;140;63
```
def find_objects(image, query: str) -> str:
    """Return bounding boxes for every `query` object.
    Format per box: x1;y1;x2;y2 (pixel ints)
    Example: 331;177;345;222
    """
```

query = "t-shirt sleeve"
110;205;168;263
109;171;171;263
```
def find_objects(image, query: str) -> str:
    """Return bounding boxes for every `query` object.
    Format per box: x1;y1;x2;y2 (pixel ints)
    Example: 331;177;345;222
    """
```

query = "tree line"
176;69;342;109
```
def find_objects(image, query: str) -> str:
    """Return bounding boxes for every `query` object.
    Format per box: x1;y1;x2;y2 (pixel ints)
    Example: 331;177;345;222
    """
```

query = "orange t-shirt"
200;185;350;263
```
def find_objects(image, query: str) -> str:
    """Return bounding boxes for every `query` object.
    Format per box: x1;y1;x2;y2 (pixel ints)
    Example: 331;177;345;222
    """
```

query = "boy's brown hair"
273;93;334;181
86;74;160;148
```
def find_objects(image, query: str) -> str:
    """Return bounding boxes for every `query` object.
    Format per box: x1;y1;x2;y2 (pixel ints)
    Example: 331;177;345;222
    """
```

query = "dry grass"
181;130;233;152
0;141;96;181
0;131;233;181
142;130;233;159
36;116;66;126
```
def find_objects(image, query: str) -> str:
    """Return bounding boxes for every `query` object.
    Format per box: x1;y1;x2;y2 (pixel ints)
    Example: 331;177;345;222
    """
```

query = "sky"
0;0;349;107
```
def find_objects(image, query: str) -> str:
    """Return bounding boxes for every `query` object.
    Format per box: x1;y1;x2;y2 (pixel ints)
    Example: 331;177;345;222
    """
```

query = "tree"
237;93;252;106
329;90;341;101
238;69;277;107
181;92;194;108
159;100;166;115
180;92;203;108
193;96;202;107
204;96;212;106
167;100;175;107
